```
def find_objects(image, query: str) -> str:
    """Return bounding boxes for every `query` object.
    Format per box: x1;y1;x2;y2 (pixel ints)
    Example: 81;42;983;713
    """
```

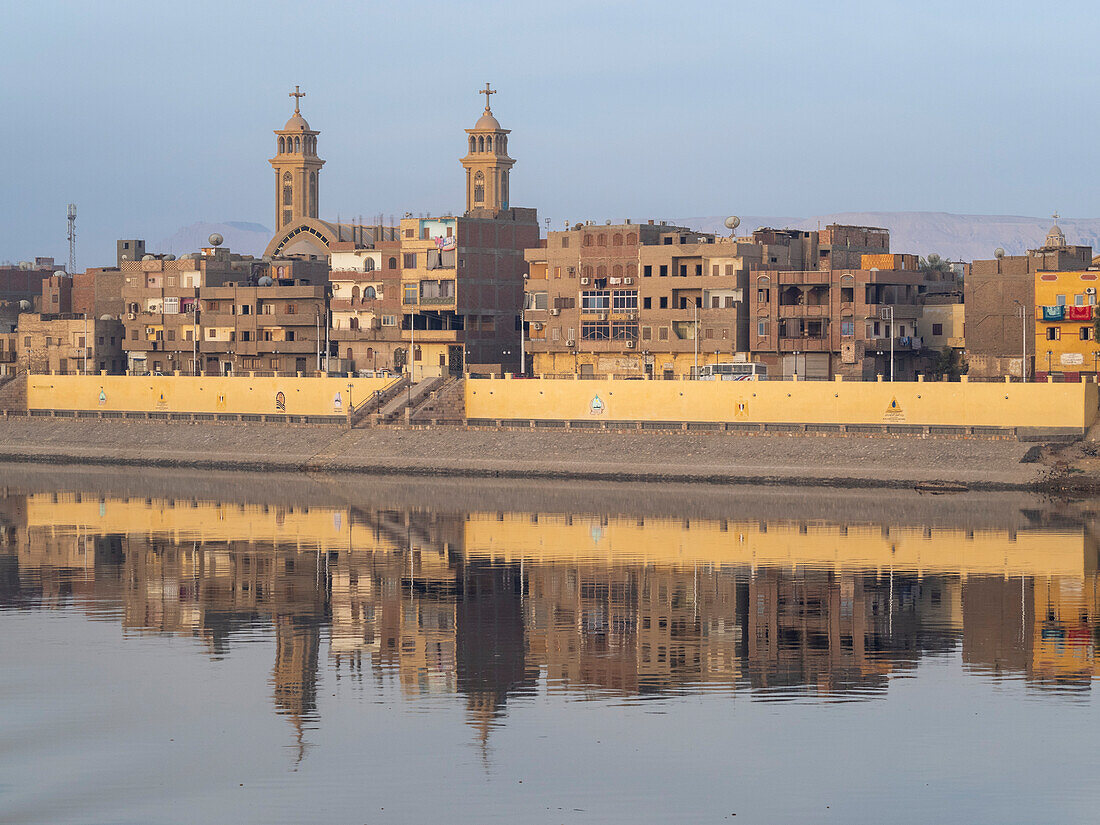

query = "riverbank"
0;417;1076;491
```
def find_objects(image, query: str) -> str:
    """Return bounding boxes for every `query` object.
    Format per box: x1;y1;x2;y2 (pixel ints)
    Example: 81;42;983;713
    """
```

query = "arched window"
364;258;375;272
501;171;508;205
626;233;637;245
473;171;485;203
478;136;484;152
596;265;607;278
626;264;637;278
388;257;397;270
309;172;317;216
351;286;360;301
597;234;607;246
469;136;476;152
583;265;593;278
282;172;292;207
612;264;623;278
278;137;285;153
350;317;359;330
364;286;376;299
501;136;507;153
486;135;492;151
294;136;300;152
583;234;593;247
366;347;374;360
613;234;623;246
346;348;353;362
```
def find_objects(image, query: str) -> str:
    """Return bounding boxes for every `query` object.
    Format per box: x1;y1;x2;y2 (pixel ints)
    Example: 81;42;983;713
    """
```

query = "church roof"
474;112;501;131
283;113;311;132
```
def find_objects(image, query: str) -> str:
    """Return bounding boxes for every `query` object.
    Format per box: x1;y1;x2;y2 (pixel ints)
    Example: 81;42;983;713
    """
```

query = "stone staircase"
409;377;466;424
377;376;445;424
0;371;27;413
348;374;409;427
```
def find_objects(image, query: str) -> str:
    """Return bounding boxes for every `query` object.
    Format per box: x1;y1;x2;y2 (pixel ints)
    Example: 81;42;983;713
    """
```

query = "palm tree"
919;253;953;276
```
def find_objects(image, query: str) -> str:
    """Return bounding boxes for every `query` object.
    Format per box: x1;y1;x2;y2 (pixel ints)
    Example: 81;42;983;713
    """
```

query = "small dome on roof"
475;112;501;131
1046;223;1067;248
283;113;310;131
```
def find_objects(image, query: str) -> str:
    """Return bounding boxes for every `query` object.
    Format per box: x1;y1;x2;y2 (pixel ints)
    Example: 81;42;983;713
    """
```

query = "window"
1076;294;1086;306
1081;326;1093;341
679;265;687;277
597;234;607;247
388;257;397;270
612;290;638;311
757;289;770;303
382;315;397;326
704;328;714;339
757;320;769;337
932;323;943;336
581;290;611;311
643;297;652;309
644;265;652;277
581;321;610;340
695;264;702;276
841;320;854;336
659;296;668;309
613;234;623;246
1047;327;1060;340
642;326;652;340
530;291;548;310
561;236;570;248
403;253;417;269
403;285;417;305
659;265;668;277
166;330;175;342
611;322;638;340
841;287;854;302
712;265;720;276
658;326;669;341
1056;294;1066;306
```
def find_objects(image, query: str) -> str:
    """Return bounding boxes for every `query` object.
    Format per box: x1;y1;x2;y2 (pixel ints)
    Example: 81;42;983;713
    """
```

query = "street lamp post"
880;306;895;381
1047;349;1053;376
1013;300;1027;382
693;301;699;378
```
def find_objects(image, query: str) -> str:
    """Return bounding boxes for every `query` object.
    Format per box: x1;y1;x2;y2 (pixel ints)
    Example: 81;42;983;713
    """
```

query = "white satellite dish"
724;216;740;235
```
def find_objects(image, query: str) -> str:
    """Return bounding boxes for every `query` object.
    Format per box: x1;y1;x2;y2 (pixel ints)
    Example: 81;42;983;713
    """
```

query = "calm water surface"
1;467;1099;824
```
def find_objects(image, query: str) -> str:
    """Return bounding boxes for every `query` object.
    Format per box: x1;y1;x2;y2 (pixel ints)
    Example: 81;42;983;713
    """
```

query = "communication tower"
66;204;77;273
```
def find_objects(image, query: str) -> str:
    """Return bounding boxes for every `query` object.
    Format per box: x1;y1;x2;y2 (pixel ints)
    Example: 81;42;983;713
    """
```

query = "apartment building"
965;222;1093;379
750;254;927;380
120;246;328;375
16;313;125;375
1033;270;1100;380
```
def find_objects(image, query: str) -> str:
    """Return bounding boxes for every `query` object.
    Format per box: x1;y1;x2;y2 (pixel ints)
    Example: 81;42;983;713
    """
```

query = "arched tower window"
473;171;485;203
486;135;493;152
279;137;285;153
294;136;300;152
364;286;376;299
364;258;375;272
388;257;397;270
477;136;484;152
351;286;360;301
309;172;318;217
501;172;508;205
282;172;293;207
469;136;476;153
501;136;507;153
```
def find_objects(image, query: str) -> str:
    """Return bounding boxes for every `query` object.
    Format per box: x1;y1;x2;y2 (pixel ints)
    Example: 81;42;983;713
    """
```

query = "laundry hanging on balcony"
1042;306;1065;321
1066;305;1093;321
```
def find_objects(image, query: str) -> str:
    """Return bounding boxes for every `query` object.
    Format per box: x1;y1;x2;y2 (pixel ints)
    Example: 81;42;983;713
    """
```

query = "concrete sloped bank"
0;417;1064;492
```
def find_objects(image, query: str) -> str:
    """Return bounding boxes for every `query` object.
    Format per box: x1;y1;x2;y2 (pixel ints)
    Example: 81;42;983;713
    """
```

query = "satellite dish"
100;314;112;321
258;275;274;286
19;300;30;311
208;233;224;247
724;216;741;234
142;254;155;261
994;247;1005;259
120;255;129;261
165;254;176;261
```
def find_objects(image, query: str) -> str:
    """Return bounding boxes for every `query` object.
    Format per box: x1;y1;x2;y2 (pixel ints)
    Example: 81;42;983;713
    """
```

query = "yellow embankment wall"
466;377;1098;431
25;374;395;416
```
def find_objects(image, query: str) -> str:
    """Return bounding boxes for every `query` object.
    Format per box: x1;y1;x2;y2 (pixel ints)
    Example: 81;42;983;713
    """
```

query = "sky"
2;0;1099;267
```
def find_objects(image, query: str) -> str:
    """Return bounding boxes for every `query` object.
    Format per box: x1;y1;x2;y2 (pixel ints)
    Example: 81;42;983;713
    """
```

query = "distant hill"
154;221;271;258
678;212;1100;262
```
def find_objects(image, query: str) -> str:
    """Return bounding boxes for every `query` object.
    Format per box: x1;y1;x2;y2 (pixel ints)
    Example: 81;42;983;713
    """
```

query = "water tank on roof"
18;261;31;270
258;275;274;286
165;254;176;261
100;315;112;321
19;300;30;311
142;254;155;261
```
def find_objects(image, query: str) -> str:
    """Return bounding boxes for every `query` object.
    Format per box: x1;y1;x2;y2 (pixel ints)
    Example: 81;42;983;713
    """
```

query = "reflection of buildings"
3;490;1100;757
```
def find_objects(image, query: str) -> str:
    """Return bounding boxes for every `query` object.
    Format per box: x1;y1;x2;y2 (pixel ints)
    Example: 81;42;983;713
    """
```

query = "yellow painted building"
916;303;965;351
1035;270;1100;378
466;374;1097;432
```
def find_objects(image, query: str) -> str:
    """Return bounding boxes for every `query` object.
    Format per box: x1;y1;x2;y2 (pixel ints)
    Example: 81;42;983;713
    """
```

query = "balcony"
418;295;456;306
777;338;829;352
777;304;829;318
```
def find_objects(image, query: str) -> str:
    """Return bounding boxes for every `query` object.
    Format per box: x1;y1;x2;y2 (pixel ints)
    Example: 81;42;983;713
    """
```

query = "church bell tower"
461;83;515;217
270;86;324;232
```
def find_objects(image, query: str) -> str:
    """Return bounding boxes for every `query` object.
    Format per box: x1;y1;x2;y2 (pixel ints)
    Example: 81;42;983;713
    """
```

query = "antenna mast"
66;204;77;273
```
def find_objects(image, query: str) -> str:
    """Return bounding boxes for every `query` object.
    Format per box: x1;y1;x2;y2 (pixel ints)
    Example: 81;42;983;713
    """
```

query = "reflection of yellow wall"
464;514;1094;581
1031;576;1099;681
466;376;1096;430
25;374;396;416
1034;271;1100;373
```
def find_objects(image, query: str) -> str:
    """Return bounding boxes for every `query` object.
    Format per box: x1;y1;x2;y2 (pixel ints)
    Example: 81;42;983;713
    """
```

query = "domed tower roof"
1045;217;1067;248
283;112;311;132
475;112;501;131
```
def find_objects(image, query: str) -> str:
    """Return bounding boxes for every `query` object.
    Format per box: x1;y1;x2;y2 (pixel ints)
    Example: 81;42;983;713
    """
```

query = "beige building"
16;313;125;375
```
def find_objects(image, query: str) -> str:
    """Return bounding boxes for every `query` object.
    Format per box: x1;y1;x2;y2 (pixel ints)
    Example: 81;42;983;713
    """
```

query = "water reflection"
2;487;1099;756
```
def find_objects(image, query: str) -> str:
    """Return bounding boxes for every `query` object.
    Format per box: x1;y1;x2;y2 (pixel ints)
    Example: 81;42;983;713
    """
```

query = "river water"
1;465;1098;824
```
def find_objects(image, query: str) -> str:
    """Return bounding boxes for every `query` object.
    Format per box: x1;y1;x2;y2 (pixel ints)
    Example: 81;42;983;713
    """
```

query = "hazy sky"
3;0;1099;266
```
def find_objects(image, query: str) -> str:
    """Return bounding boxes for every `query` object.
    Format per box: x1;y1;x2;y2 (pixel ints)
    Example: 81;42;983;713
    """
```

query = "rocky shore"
0;417;1085;492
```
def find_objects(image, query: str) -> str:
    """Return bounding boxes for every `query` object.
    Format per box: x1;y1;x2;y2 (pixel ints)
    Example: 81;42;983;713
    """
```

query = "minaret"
269;86;325;232
461;83;515;217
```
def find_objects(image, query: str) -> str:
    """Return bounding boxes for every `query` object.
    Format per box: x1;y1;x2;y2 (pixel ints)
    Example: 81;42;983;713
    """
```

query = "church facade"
271;84;538;376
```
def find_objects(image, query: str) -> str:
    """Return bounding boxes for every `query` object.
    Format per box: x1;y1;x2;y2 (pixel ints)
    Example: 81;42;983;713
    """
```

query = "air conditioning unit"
532;322;543;330
550;308;560;316
1087;287;1096;295
598;312;608;321
609;277;621;285
167;353;174;360
624;277;633;284
566;339;576;347
627;312;638;320
626;341;636;349
127;312;136;320
580;277;590;285
523;273;529;279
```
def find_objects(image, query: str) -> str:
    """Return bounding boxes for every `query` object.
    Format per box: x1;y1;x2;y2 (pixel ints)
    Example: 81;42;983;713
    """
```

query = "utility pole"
83;314;88;375
881;306;895;381
66;204;77;274
693;301;698;378
1014;301;1027;382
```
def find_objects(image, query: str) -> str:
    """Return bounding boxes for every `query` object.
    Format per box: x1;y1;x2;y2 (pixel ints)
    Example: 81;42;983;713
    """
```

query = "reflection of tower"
269;86;324;232
273;614;321;761
455;560;536;752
